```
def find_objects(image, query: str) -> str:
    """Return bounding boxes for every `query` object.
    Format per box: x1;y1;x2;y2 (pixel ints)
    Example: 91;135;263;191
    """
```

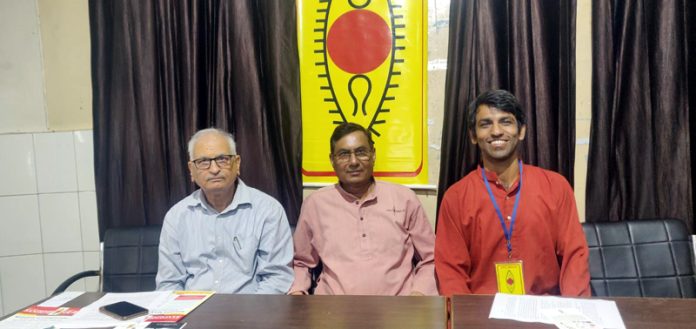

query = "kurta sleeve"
406;196;437;295
556;181;591;297
435;189;473;295
289;200;320;294
156;214;187;291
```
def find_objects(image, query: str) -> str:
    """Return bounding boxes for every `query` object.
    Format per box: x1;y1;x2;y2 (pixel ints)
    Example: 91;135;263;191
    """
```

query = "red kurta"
435;164;590;296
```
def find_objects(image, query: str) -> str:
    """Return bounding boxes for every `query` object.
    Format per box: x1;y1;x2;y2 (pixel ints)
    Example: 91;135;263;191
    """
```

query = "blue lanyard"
481;160;523;258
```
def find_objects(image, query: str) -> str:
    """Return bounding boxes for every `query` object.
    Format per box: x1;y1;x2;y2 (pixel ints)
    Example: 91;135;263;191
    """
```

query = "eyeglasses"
191;154;237;170
333;149;372;163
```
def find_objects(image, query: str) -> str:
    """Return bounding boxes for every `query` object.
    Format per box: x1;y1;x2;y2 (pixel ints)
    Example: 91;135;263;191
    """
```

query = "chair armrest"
52;270;100;295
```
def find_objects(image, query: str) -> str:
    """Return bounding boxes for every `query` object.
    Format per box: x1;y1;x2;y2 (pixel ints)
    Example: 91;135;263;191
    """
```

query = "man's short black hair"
468;89;526;130
329;122;374;153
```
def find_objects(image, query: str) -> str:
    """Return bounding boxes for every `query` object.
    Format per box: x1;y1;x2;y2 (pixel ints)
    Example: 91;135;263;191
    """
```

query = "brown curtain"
587;0;695;232
90;0;302;237
438;0;576;220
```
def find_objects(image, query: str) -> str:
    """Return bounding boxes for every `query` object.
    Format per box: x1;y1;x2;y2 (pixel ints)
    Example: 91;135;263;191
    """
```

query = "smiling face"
330;131;376;189
188;132;240;197
470;104;526;166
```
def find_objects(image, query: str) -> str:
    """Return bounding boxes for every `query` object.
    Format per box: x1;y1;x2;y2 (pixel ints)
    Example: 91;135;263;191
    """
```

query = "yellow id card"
495;260;526;295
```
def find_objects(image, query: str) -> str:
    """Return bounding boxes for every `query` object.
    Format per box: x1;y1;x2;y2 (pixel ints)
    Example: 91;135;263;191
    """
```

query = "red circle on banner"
327;10;392;74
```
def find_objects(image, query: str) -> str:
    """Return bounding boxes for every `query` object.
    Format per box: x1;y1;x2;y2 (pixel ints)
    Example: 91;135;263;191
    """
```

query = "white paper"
0;292;174;329
541;308;601;329
38;292;85;307
71;291;170;323
0;316;61;329
488;293;626;329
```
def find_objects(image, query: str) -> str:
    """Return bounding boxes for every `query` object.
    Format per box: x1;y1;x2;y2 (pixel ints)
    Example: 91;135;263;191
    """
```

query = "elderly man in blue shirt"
156;128;294;293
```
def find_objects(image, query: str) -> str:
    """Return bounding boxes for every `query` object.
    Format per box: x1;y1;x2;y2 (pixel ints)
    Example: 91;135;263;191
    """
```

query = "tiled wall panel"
0;134;38;196
0;130;97;316
0;195;43;257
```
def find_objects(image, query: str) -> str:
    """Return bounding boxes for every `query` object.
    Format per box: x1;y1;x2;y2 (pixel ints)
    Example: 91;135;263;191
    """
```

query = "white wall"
0;0;47;132
0;0;97;315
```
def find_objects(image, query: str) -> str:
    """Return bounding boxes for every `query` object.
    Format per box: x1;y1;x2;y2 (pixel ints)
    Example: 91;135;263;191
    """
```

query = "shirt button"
214;280;219;284
362;233;366;237
219;259;223;263
360;217;364;221
506;215;511;221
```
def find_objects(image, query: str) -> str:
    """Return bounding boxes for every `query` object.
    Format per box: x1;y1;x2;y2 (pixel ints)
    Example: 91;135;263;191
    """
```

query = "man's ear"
469;129;478;145
187;161;195;182
518;124;527;141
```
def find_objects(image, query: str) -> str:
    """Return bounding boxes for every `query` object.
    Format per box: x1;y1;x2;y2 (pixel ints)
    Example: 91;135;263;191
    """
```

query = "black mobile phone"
99;301;149;320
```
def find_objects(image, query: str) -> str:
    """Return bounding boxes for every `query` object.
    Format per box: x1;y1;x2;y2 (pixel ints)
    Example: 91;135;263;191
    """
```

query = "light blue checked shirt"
156;179;293;294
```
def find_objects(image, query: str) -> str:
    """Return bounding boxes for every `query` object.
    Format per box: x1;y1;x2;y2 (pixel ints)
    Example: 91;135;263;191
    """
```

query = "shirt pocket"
229;234;260;274
375;211;410;253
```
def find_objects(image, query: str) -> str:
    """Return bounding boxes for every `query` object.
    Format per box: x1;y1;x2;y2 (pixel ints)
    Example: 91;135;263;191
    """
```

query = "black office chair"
582;219;696;298
53;225;162;294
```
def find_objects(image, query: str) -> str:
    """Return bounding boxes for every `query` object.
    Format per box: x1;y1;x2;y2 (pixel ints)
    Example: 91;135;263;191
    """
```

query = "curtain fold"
90;0;301;237
438;0;576;223
587;0;695;232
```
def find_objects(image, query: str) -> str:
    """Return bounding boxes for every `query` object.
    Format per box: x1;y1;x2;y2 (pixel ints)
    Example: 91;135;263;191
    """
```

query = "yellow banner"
298;0;428;185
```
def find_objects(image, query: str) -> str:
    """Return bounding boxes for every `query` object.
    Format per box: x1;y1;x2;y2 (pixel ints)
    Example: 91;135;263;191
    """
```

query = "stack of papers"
0;290;213;329
488;293;626;329
145;291;214;323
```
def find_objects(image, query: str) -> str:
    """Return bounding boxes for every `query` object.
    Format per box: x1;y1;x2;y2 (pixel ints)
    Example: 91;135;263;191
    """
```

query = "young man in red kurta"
435;90;590;296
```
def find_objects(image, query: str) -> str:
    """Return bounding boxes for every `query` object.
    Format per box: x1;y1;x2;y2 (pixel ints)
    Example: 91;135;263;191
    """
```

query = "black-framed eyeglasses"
333;148;372;163
191;154;237;169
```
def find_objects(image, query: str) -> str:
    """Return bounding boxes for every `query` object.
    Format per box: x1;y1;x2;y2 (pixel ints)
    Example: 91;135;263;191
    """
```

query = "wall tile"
0;195;42;256
79;191;99;251
39;193;82;252
43;252;85;293
74;131;95;191
0;134;37;196
83;251;101;291
34;132;77;193
0;255;46;315
0;273;4;316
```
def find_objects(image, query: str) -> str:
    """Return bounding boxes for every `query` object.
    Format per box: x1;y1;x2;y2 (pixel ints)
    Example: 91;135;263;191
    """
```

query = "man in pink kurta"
289;123;437;295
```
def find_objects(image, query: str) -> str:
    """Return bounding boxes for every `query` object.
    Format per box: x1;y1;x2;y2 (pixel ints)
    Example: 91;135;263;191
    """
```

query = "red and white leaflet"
17;305;81;317
144;291;214;323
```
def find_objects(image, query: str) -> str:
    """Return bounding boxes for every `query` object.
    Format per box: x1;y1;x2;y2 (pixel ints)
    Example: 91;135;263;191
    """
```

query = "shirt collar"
477;162;523;193
335;178;377;203
187;178;253;214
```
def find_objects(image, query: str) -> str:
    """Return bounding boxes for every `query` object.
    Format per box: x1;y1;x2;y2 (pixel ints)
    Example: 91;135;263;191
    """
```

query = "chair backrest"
582;219;696;298
102;225;161;292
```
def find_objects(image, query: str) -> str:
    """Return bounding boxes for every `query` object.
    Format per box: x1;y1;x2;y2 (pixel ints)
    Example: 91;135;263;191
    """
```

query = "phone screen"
100;301;148;320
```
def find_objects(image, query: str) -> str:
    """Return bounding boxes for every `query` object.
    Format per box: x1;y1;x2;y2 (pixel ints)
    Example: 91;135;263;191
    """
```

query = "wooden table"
450;294;696;329
9;293;696;328
182;294;447;329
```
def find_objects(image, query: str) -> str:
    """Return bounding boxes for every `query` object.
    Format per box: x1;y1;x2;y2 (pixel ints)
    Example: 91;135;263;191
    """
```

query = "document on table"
145;291;214;323
70;291;171;323
488;293;626;329
0;291;172;329
0;292;86;329
39;292;85;307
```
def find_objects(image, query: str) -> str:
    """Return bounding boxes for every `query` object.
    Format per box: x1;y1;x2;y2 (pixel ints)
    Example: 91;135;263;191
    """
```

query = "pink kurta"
291;181;437;295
